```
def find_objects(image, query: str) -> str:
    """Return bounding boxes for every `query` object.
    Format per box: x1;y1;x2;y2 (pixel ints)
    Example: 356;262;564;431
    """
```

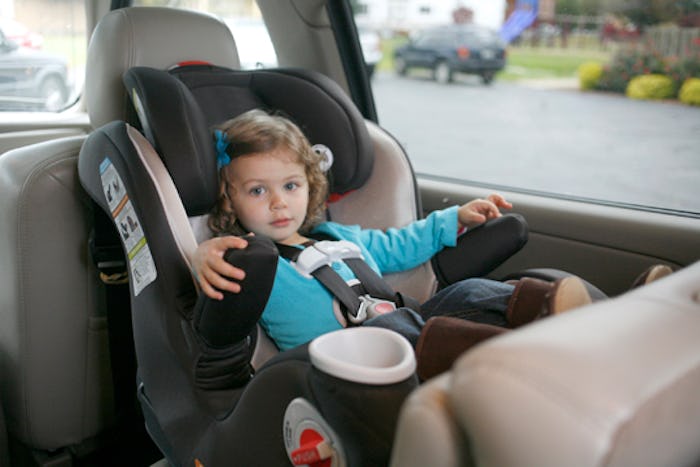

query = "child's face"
225;146;309;245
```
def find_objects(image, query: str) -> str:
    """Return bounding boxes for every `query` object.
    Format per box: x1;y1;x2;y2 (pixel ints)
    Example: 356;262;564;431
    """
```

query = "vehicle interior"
0;1;698;466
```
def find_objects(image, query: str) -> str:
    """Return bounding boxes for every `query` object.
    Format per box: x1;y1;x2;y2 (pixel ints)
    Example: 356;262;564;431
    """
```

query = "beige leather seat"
390;261;700;467
0;7;240;464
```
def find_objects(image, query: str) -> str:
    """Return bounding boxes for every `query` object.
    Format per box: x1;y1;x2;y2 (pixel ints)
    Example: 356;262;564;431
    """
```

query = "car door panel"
419;177;700;296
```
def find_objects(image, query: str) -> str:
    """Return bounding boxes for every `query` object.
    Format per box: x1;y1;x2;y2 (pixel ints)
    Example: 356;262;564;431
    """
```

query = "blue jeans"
364;278;514;347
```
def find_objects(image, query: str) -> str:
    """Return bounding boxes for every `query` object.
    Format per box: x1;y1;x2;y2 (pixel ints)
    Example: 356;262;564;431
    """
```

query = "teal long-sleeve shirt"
259;206;459;351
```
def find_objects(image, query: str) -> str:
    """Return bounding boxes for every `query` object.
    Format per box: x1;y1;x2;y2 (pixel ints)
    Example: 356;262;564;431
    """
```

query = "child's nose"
270;192;287;210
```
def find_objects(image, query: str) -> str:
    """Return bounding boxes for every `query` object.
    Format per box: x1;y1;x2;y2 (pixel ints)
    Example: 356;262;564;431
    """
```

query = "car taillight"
457;47;470;59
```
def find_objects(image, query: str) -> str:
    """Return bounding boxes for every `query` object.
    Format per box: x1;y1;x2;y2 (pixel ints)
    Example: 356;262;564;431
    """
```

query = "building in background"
354;0;507;33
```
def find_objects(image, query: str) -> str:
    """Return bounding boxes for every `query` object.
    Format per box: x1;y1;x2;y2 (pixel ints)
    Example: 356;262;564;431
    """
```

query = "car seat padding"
124;64;374;212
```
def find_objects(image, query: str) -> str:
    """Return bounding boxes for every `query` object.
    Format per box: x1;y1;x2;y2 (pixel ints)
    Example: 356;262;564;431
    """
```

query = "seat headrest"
123;65;374;216
86;7;240;127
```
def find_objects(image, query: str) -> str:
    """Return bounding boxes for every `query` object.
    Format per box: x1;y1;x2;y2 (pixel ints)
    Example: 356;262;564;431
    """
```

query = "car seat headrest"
123;64;374;216
86;7;239;128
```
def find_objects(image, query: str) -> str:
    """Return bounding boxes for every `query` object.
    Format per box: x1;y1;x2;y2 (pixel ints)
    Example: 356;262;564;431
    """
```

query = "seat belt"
276;239;417;324
88;207;140;425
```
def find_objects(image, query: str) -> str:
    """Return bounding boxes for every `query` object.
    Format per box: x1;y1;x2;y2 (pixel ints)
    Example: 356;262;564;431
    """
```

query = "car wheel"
433;61;452;84
481;71;495;85
40;76;67;112
394;56;407;76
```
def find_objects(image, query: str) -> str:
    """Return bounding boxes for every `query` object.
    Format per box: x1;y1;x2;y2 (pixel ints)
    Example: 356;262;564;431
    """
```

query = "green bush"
626;74;676;100
578;61;603;90
679;78;700;106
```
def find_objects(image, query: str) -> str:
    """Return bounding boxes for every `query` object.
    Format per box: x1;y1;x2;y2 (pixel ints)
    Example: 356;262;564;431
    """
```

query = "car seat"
78;63;424;467
390;261;700;467
75;7;543;466
77;60;533;467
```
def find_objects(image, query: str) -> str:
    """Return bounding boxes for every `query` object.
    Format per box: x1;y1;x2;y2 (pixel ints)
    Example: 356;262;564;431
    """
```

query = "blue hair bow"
214;129;231;169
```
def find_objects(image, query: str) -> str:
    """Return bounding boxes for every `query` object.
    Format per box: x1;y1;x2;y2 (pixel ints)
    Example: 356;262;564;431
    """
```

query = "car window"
356;1;700;215
131;1;698;216
0;3;85;113
224;17;278;69
412;32;431;46
132;0;277;70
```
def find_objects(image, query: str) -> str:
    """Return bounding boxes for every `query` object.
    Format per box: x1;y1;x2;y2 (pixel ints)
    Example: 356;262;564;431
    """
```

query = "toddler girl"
192;109;594;358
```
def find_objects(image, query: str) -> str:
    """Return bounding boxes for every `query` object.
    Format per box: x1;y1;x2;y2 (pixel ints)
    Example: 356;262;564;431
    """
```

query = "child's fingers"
202;267;242;295
217;235;248;252
211;258;246;282
487;193;513;209
199;281;224;301
477;200;502;219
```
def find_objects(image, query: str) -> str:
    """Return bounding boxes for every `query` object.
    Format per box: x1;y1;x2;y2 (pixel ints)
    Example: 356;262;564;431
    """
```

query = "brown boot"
415;316;507;381
630;264;673;289
506;276;593;328
542;276;593;316
505;277;553;328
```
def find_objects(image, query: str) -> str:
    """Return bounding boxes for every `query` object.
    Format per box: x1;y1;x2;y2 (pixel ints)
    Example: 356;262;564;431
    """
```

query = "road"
371;72;700;214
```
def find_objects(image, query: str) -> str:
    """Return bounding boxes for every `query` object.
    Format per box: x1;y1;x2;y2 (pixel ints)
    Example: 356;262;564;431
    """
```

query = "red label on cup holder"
291;428;332;466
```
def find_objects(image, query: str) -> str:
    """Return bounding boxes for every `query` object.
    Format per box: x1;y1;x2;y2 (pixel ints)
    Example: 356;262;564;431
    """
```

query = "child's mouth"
271;218;291;228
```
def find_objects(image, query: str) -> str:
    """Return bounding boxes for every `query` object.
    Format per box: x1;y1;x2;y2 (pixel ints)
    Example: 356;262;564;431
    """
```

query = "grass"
377;36;409;72
499;46;611;81
377;35;612;82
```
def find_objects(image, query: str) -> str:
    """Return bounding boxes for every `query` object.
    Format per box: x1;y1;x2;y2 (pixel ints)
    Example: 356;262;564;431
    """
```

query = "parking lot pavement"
372;72;700;213
516;77;579;90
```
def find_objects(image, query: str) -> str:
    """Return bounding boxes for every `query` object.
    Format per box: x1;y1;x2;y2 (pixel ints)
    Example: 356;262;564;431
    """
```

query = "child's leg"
363;307;425;347
422;276;593;329
421;278;514;327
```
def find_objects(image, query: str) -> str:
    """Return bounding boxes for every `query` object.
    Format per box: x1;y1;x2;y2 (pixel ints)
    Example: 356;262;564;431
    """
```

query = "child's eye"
249;186;266;196
284;182;299;191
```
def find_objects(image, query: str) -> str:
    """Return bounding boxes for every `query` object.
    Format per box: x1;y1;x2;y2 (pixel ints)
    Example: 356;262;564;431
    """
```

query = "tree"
605;0;688;25
556;0;603;15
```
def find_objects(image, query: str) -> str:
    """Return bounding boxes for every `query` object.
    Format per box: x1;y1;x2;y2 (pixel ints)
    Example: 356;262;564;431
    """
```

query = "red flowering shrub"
668;54;700;89
596;49;671;93
595;50;700;95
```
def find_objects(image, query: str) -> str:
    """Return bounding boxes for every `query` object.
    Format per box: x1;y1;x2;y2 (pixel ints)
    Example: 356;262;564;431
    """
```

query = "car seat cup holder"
308;327;416;385
283;328;418;466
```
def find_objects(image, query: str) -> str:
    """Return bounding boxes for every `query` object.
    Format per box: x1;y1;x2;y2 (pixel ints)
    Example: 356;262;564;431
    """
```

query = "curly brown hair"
208;109;328;236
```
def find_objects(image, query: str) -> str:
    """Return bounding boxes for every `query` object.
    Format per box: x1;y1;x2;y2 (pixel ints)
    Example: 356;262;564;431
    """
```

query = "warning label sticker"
99;158;157;296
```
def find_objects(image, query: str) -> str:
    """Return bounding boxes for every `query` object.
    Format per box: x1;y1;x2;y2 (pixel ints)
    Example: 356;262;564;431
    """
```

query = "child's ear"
221;188;235;212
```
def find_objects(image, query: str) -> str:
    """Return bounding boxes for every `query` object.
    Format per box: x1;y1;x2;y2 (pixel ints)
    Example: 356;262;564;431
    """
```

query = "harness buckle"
348;295;397;324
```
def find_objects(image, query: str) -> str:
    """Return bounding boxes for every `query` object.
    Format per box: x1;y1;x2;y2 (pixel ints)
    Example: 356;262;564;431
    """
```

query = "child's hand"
191;235;249;300
458;193;513;229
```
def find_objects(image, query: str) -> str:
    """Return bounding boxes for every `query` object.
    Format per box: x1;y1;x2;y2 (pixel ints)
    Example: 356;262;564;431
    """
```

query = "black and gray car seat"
73;6;547;466
77;59;535;466
72;6;616;466
0;5;606;465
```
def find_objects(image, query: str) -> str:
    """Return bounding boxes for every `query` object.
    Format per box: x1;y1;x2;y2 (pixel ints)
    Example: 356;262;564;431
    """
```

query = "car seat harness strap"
276;240;401;324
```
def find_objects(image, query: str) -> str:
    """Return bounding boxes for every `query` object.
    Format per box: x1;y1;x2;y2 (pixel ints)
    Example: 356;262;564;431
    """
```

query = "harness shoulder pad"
295;240;363;277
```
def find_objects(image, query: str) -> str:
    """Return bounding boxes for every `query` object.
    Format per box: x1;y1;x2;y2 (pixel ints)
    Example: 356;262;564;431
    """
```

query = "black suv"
394;24;506;85
0;28;69;111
